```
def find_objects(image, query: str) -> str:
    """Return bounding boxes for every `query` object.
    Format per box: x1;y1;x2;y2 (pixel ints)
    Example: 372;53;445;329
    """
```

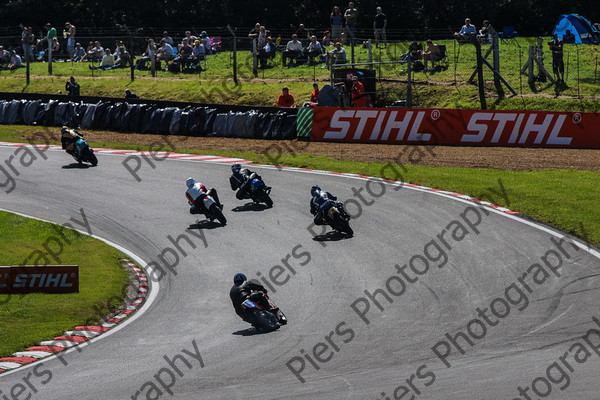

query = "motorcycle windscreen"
74;138;87;155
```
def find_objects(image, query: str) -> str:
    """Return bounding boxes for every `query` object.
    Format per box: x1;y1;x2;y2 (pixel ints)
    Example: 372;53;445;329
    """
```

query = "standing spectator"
45;23;57;61
454;18;476;41
7;51;23;70
296;24;309;46
563;30;575;44
549;33;565;83
65;76;80;96
373;7;387;48
248;22;261;50
282;34;303;67
125;89;138;99
307;35;324;64
344;2;358;44
89;48;115;70
277;87;295;107
257;26;268;48
351;76;367;107
330;6;343;44
73;42;85;61
21;26;35;62
65;22;76;59
161;31;174;46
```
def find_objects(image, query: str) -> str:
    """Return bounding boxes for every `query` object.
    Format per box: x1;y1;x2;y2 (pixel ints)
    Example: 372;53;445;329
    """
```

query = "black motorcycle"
245;173;273;208
240;291;287;331
61;128;98;166
322;201;353;237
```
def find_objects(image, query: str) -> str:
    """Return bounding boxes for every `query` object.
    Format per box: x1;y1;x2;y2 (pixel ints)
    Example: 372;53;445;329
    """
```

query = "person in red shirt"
351;76;367;107
277;86;296;107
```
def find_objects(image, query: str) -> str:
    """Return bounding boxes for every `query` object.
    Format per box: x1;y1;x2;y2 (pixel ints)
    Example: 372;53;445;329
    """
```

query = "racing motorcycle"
322;201;353;237
241;291;287;331
199;193;227;225
61;128;98;166
245;173;273;208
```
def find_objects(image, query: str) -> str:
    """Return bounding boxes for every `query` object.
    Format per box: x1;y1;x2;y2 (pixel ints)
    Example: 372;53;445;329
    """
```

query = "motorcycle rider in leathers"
229;163;266;201
310;185;349;225
229;273;269;324
185;177;223;215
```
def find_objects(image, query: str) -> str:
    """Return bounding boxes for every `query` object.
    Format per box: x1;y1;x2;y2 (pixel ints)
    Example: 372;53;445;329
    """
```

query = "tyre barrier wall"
0;95;298;140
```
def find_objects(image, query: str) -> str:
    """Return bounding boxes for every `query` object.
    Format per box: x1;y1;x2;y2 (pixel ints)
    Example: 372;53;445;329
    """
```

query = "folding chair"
435;44;449;70
499;26;518;44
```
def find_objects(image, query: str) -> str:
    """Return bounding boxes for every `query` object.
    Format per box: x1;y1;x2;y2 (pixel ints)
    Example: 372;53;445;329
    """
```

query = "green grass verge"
2;38;600;111
0;211;130;357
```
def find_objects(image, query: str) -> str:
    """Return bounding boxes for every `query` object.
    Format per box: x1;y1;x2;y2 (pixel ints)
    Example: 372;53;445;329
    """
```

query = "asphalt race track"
1;145;600;400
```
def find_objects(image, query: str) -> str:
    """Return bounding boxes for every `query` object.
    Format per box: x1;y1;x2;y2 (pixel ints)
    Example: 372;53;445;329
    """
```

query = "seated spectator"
112;41;126;58
180;31;198;50
307;35;324;64
89;48;115;70
478;20;496;43
454;18;476;42
282;34;303;66
81;41;103;62
192;39;206;61
7;50;23;70
73;42;86;61
156;39;175;62
322;30;332;46
105;49;131;69
162;31;174;46
0;46;10;65
400;41;422;62
135;39;157;70
324;42;347;68
172;39;193;70
277;86;295;107
563;30;575;44
258;36;275;68
125;89;139;99
422;39;441;71
200;31;212;54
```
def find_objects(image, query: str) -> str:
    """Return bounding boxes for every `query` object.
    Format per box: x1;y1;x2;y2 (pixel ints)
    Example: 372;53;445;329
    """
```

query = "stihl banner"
0;265;79;294
310;107;600;148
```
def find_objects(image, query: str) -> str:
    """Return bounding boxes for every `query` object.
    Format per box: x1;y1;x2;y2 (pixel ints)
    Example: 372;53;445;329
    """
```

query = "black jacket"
230;280;267;317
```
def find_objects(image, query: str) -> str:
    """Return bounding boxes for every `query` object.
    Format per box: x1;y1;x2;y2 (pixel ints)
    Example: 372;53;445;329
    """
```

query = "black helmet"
233;273;247;286
231;163;241;173
311;185;321;197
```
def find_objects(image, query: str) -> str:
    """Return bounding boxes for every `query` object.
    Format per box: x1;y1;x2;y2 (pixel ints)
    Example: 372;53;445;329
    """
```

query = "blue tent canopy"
553;14;599;44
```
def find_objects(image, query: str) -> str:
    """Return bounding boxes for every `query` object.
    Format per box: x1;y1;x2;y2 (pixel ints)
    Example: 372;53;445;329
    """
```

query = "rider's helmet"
186;177;196;189
311;185;321;197
60;126;69;135
233;273;247;286
231;163;241;174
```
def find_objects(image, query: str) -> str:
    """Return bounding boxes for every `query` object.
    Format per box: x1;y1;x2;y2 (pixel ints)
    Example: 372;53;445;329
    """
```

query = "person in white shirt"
89;48;115;70
307;35;324;64
282;34;303;67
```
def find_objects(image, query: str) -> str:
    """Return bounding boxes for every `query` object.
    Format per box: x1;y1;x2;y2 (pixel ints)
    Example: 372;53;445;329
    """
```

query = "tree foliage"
3;0;599;36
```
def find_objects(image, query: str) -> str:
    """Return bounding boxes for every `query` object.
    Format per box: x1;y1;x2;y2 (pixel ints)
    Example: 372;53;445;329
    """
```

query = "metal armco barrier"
0;265;79;294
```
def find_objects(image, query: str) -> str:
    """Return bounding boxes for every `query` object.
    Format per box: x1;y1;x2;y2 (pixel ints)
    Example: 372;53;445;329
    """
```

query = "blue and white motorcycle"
60;127;98;166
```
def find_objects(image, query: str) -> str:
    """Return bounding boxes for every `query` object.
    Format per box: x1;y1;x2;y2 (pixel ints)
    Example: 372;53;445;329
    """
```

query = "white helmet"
186;177;196;189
